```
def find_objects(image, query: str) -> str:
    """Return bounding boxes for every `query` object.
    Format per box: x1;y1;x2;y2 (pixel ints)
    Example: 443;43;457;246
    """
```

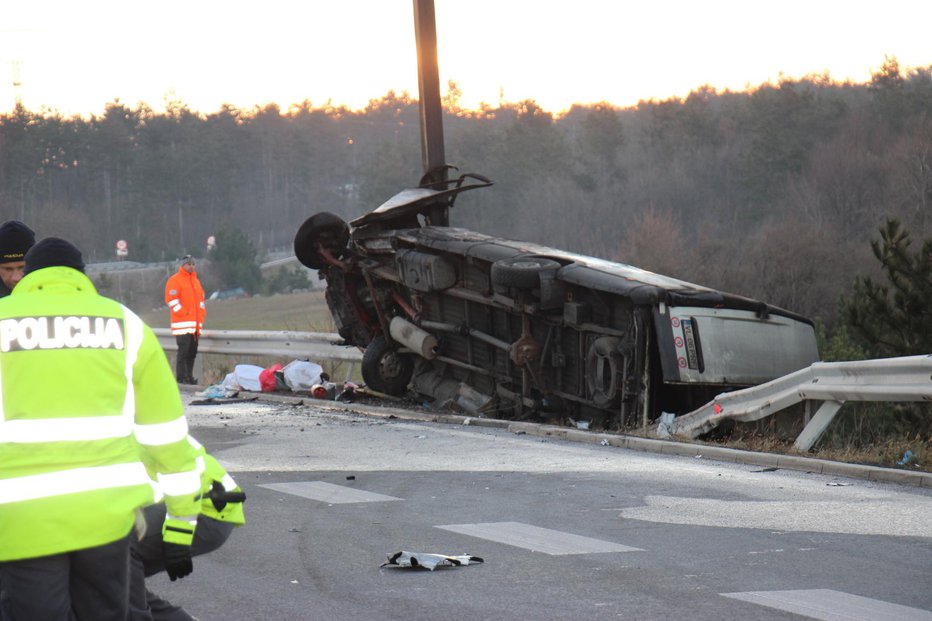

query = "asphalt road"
146;398;932;621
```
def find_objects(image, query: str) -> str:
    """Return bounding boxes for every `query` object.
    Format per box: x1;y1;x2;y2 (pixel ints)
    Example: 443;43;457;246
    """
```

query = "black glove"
206;480;247;511
163;542;193;581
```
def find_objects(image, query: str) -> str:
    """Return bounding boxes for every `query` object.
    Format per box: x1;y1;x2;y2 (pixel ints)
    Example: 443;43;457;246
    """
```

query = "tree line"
1;56;930;336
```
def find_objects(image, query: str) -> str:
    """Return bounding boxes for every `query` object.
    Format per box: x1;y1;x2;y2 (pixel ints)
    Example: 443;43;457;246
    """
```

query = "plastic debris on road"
195;385;238;399
282;359;324;391
381;551;484;571
656;411;675;438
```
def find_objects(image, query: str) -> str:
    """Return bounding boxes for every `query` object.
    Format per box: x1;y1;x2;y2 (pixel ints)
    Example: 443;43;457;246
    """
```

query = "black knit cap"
24;237;86;275
0;220;36;264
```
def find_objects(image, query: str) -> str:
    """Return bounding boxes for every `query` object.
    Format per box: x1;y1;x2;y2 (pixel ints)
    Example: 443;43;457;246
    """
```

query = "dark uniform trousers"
129;504;235;621
0;534;132;621
174;333;199;384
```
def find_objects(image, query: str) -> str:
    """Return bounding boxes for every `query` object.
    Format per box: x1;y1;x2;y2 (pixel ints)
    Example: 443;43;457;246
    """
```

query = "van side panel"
655;306;819;385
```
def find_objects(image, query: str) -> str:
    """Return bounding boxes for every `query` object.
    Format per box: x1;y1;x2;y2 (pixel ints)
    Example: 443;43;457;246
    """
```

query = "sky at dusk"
1;0;930;117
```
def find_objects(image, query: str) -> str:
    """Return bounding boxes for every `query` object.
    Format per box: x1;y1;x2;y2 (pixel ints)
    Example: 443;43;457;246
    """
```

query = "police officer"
130;436;247;621
164;255;206;384
0;220;35;297
0;220;35;620
0;238;202;621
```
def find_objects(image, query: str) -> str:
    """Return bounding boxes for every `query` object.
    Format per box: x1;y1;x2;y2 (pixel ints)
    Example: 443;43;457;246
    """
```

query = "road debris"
190;396;258;406
656;412;676;438
381;551;484;571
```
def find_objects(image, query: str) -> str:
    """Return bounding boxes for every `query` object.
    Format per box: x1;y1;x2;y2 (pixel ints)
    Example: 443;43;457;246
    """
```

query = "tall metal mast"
412;0;449;225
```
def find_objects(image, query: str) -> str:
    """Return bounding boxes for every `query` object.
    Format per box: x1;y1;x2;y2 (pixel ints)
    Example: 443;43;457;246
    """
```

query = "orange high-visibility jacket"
164;268;206;336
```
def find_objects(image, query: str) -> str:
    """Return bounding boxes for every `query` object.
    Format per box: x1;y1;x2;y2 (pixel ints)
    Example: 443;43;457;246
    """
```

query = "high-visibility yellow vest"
0;266;202;561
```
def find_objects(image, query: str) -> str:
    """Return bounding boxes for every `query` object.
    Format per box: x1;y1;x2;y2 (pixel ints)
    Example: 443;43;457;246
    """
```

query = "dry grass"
627;407;931;473
705;426;930;473
138;290;333;332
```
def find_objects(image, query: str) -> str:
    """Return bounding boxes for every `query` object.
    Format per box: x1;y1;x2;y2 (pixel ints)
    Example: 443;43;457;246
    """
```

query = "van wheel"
361;335;413;396
491;256;561;289
294;212;350;269
586;337;623;408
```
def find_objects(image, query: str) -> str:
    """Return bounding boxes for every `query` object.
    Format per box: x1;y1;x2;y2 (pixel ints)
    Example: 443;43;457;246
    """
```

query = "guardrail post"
793;400;844;451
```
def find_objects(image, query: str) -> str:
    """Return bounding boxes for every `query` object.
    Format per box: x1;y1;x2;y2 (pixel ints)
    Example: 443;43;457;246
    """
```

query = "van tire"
294;212;350;269
586;337;623;408
361;335;413;396
491;256;561;289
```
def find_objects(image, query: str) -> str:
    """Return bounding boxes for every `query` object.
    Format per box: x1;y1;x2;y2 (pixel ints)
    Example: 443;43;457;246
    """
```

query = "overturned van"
294;174;819;429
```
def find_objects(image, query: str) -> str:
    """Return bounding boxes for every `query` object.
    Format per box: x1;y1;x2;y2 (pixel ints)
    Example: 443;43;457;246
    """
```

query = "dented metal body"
294;182;819;428
293;0;817;427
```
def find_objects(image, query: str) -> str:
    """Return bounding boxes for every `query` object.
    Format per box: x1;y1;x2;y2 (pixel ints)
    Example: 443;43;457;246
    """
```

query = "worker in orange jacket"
164;255;206;384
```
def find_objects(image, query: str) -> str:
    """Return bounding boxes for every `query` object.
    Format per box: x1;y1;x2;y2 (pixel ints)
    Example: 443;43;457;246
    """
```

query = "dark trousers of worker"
175;333;199;384
129;504;235;621
0;534;132;621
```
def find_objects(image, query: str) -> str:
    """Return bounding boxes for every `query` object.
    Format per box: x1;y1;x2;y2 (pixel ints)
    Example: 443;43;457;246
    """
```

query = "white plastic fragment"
381;551;484;571
656;411;675;438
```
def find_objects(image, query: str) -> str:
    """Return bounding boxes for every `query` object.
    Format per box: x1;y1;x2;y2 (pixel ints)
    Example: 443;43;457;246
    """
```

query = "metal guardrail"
668;355;932;450
153;329;363;364
153;328;931;452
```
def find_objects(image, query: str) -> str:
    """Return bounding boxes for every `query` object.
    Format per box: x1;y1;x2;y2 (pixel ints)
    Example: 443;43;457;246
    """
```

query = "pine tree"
208;225;262;294
841;219;932;356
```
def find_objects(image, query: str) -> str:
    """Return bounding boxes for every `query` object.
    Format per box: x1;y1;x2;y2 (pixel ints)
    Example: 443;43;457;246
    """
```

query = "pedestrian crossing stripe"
258;481;401;504
435;521;642;555
721;589;932;621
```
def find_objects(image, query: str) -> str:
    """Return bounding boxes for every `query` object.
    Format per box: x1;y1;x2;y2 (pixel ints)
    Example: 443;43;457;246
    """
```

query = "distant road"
85;260;173;274
85;252;302;274
147;398;932;621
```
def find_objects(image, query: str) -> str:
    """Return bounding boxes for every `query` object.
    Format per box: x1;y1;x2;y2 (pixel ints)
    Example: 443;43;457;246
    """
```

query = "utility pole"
412;0;449;226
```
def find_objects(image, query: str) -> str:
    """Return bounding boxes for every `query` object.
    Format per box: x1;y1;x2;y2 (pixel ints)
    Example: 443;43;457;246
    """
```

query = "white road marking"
435;521;643;555
618;495;932;537
259;481;401;503
722;589;932;621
